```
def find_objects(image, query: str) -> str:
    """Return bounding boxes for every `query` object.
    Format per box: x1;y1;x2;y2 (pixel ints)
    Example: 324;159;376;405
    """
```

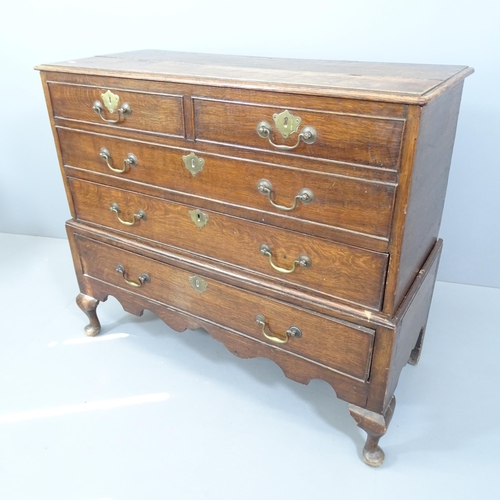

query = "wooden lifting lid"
36;49;474;105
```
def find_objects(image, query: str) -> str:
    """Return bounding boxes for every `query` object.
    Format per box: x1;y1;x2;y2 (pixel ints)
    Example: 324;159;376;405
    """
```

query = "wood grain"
58;127;396;240
194;98;405;169
387;82;465;312
38;73;77;220
76;232;374;382
366;240;442;413
37;51;473;466
66;219;395;331
384;239;442;407
69;178;389;309
36;50;473;104
44;71;408;119
48;82;185;138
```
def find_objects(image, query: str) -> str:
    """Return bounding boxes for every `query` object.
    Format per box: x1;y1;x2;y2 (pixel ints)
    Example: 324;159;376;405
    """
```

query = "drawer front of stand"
58;128;396;240
48;81;185;137
193;97;405;169
76;234;375;382
69;178;388;309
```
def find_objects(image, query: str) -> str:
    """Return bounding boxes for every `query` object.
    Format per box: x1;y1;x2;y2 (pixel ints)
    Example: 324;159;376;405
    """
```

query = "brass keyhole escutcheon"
92;90;131;124
102;89;119;114
189;275;208;294
272;110;301;138
188;209;209;229
257;110;316;150
182;152;205;176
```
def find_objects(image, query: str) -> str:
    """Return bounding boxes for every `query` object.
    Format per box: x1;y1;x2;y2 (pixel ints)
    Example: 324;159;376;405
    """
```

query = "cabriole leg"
348;396;396;467
408;327;426;366
76;293;101;337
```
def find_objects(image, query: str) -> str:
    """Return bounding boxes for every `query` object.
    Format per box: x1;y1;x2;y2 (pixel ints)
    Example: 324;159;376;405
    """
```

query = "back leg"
408;327;426;366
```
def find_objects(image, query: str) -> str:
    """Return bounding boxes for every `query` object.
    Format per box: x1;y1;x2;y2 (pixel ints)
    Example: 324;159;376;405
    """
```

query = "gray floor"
0;232;498;500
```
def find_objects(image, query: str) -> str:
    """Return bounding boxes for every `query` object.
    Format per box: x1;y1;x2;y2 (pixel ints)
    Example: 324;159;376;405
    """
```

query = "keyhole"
108;95;112;105
283;116;288;128
197;214;201;221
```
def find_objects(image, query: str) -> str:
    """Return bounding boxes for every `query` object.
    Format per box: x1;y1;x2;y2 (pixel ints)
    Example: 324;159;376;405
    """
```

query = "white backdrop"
1;0;498;288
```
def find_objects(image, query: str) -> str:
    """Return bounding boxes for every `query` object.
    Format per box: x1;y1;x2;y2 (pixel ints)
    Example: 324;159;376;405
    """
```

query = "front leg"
348;396;396;467
76;293;101;336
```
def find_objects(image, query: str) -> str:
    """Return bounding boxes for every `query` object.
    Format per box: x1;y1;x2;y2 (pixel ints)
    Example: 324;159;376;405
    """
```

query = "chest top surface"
36;50;473;104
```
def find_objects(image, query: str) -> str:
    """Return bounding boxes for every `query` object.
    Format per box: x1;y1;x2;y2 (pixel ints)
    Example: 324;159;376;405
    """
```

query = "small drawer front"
76;235;375;382
48;82;185;137
193;98;405;169
58;128;396;240
69;179;388;310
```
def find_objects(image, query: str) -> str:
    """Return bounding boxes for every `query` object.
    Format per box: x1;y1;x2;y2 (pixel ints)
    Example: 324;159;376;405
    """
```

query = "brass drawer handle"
259;243;312;274
256;110;317;151
93;100;132;124
100;148;138;173
92;90;132;124
116;264;150;287
109;202;147;226
257;121;317;150
255;314;302;344
257;179;314;211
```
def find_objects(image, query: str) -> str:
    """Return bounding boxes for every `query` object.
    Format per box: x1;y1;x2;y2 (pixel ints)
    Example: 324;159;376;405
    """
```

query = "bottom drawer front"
77;234;374;382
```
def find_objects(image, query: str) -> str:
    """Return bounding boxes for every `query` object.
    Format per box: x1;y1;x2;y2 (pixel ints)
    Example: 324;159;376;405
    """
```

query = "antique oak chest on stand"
37;51;472;466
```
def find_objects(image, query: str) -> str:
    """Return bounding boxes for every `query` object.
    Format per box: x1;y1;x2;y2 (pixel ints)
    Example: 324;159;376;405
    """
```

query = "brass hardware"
259;243;312;274
102;90;119;113
116;264;150;287
109;202;146;226
92;90;132;124
256;110;317;150
182;152;205;176
189;275;208;294
100;148;138;173
189;209;209;229
255;314;302;344
273;109;301;138
257;179;314;211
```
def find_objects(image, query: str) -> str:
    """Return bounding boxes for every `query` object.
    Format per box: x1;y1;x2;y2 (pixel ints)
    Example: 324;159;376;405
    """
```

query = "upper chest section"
38;51;471;177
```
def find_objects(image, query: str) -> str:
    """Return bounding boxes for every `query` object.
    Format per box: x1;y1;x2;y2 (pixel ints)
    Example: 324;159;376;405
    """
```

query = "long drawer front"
69;178;389;309
75;233;375;382
59;127;396;240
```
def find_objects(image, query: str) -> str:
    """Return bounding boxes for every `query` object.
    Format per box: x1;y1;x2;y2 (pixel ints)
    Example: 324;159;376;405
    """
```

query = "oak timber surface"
76;233;375;382
58;127;396;241
69;178;389;310
36;50;473;104
36;50;473;467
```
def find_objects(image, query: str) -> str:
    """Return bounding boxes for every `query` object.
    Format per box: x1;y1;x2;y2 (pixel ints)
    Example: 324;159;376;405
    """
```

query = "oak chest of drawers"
37;51;472;466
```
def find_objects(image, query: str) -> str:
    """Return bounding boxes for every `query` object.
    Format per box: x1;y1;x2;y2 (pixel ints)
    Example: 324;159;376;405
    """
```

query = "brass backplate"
189;208;209;229
182;152;205;176
189;275;208;294
101;90;120;114
272;110;301;138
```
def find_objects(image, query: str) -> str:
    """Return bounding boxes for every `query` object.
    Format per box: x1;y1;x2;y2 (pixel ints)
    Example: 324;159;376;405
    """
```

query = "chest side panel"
386;82;465;313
